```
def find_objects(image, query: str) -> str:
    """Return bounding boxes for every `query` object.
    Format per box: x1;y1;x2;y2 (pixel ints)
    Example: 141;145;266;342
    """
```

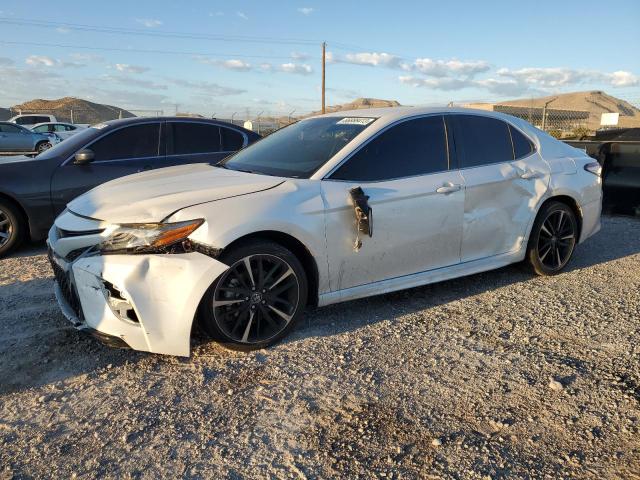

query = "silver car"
0;122;52;154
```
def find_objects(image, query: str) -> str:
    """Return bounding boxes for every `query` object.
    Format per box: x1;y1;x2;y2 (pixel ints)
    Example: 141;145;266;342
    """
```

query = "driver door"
321;115;465;292
50;122;163;215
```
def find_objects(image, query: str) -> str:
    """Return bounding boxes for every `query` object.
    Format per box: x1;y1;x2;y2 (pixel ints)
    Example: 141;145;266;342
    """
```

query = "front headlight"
99;219;204;254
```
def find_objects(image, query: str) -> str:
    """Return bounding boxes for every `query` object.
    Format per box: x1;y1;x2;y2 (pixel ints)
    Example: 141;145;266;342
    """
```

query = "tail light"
584;162;602;176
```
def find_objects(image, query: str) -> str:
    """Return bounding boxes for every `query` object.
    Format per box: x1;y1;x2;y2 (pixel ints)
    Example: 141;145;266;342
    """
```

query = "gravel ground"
1;215;639;479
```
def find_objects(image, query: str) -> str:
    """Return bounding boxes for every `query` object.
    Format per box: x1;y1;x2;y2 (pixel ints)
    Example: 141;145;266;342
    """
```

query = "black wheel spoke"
213;253;300;344
537;209;575;270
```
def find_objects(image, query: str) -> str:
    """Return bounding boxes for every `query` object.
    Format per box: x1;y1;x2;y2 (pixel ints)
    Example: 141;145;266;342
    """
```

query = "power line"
0;18;321;46
0;40;296;60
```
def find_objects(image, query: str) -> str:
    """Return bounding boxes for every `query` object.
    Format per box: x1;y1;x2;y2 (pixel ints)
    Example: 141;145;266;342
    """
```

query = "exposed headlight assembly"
99;219;204;254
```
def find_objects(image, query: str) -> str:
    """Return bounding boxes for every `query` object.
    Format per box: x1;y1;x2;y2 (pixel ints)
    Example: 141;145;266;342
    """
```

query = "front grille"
48;248;82;319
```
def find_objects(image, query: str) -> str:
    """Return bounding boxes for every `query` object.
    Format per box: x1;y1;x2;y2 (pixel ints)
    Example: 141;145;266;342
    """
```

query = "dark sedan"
0;117;260;256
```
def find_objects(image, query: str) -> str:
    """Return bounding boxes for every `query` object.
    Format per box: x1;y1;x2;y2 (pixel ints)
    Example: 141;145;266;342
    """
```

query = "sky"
0;0;639;117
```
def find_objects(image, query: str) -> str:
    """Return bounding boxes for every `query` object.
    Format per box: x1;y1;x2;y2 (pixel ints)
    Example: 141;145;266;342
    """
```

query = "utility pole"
321;41;326;114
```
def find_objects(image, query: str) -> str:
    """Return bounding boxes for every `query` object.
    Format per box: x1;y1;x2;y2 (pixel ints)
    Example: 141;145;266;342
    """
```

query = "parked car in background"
31;122;87;141
0;121;53;154
8;114;58;127
46;107;602;356
0;117;260;256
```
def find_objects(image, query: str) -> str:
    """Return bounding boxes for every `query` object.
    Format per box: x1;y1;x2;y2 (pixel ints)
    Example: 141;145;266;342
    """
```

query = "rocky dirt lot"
1;215;639;479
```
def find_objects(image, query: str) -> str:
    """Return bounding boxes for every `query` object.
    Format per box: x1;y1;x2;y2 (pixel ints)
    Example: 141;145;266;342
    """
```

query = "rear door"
161;121;246;168
451;114;549;262
50;122;163;214
322;115;465;291
0;123;33;151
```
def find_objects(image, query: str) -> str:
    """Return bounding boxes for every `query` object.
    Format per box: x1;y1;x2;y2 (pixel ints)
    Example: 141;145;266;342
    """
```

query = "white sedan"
47;107;602;356
31;122;86;141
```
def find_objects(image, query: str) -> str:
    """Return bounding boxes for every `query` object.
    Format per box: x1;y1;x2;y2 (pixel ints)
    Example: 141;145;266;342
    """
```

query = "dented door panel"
459;154;550;262
321;171;465;292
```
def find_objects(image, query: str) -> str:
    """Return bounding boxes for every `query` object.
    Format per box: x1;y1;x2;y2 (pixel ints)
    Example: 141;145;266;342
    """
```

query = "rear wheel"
0;200;23;257
199;240;308;350
36;141;51;154
526;201;578;275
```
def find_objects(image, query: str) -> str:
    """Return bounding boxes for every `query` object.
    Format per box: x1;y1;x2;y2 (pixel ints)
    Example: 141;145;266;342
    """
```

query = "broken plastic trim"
349;186;373;251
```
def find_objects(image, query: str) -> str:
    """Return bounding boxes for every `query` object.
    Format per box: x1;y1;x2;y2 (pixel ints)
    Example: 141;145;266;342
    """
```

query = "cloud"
25;55;58;67
168;78;246;96
291;51;311;61
209;11;224;17
0;57;15;66
236;11;248;20
101;75;167;90
221;59;252;71
55;26;71;34
412;58;490;77
279;63;313;75
136;18;163;28
341;52;404;69
399;76;474;91
24;55;83;68
605;70;638;87
496;67;639;90
297;7;315;15
114;63;150;74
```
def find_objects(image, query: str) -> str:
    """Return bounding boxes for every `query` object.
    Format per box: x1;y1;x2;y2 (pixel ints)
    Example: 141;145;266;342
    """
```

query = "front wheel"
199;240;308;350
526;201;578;276
0;200;23;257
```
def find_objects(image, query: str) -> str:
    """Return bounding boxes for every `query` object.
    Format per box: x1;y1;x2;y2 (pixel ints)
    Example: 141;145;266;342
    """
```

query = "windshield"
220;117;376;178
35;126;101;159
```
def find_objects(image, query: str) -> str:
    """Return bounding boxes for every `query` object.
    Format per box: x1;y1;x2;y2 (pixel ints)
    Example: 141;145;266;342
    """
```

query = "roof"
311;105;526;124
96;116;258;136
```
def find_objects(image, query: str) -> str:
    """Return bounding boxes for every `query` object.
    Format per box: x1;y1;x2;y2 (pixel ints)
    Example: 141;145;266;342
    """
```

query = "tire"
0;200;24;257
36;141;51;154
199;240;308;350
525;201;578;276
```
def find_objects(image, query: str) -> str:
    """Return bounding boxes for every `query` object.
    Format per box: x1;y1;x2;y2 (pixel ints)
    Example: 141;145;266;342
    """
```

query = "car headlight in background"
99;219;204;254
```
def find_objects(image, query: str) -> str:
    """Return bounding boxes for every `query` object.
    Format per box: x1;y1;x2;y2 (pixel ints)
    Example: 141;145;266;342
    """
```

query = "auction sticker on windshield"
337;117;376;125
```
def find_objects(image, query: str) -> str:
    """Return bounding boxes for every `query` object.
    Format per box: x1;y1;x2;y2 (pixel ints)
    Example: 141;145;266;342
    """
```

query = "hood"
0;155;38;165
67;163;284;223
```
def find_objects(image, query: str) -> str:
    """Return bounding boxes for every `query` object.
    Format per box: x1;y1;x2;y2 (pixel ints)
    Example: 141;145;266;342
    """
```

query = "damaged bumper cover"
50;250;229;356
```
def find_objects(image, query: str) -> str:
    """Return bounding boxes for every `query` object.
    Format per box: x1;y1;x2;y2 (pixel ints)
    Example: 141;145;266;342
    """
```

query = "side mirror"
74;149;95;165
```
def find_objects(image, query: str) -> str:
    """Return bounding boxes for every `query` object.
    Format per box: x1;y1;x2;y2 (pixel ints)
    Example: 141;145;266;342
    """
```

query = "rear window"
452;115;513;168
170;122;221;155
221;127;244;151
510;125;534;159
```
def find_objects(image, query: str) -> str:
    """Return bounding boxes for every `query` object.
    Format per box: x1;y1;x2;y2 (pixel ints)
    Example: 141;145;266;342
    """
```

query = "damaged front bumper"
48;246;229;356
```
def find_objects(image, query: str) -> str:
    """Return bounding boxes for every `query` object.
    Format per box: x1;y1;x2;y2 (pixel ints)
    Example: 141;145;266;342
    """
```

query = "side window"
54;124;68;132
66;125;77;131
453;115;513;168
15;117;31;125
331;116;449;182
170;122;221;155
510;126;534;159
36;116;49;124
33;125;48;133
1;124;21;133
88;123;160;162
221;127;244;151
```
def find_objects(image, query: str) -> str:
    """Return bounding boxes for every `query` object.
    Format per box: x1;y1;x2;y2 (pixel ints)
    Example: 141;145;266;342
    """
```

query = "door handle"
520;170;542;180
436;183;462;194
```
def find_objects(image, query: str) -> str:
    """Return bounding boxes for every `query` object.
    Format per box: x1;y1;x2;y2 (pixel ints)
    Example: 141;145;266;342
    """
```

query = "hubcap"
0;208;13;248
537;210;575;270
212;254;300;344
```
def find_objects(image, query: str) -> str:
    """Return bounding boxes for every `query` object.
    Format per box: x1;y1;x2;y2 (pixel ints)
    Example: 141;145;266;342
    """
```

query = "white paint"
48;106;603;356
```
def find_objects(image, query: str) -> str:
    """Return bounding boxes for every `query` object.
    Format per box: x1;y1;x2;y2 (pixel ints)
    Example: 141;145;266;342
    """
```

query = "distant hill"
0;107;11;121
308;97;401;116
496;91;640;130
10;97;135;124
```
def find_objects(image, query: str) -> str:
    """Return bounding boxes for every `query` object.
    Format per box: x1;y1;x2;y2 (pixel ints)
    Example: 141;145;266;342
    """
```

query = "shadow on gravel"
0;277;148;396
7;240;47;259
288;215;640;344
